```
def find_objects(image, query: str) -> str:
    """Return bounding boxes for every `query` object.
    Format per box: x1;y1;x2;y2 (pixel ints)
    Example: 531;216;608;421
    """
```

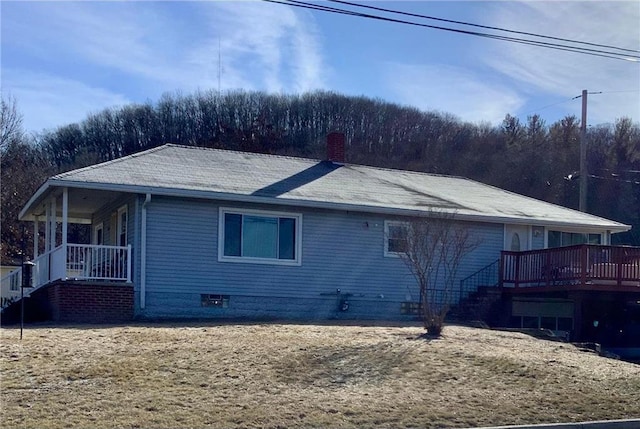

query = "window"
510;233;521;251
94;223;104;245
548;230;601;248
385;221;409;256
219;208;302;265
117;205;128;247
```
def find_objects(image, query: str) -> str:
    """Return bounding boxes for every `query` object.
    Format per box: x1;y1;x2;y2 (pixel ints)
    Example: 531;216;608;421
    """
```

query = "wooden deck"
500;244;640;293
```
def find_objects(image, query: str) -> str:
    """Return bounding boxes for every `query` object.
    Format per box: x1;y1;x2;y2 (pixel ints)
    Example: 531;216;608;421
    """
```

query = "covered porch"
1;186;133;309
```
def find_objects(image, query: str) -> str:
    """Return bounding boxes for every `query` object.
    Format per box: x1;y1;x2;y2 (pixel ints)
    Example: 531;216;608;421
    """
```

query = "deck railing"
501;244;640;288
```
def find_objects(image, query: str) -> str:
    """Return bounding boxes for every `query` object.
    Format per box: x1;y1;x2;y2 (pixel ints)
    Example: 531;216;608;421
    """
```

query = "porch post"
33;216;39;259
50;196;57;251
44;202;51;253
62;187;68;277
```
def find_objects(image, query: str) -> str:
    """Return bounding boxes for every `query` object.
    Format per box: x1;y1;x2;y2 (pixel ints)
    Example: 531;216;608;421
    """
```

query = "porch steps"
0;293;50;325
448;286;506;326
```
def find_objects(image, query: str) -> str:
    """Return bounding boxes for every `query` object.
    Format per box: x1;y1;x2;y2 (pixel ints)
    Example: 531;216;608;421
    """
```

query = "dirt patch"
1;322;639;429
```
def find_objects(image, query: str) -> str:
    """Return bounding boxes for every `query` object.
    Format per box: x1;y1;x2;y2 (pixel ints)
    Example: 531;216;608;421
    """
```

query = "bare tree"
397;211;479;336
0;95;24;152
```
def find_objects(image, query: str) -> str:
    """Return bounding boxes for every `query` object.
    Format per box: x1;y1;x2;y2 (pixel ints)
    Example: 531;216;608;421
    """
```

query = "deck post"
499;253;504;288
572;292;584;341
580;244;587;287
616;247;623;287
514;253;520;288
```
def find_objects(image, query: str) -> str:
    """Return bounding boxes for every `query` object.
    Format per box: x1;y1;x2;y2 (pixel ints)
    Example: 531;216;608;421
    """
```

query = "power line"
327;0;640;54
589;174;640;185
263;0;640;62
595;168;640;175
565;172;640;185
521;97;578;117
597;90;640;95
572;91;602;100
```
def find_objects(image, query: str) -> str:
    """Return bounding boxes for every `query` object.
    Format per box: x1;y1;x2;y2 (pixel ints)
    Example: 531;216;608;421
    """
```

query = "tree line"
1;90;639;263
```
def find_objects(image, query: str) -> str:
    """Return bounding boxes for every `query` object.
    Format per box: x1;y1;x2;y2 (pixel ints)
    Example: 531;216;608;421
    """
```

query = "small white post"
44;203;51;253
50;197;57;251
33;216;39;259
62;188;69;277
127;244;132;282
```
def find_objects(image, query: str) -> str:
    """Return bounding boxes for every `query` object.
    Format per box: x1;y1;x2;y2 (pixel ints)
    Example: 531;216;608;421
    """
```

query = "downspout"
141;193;151;309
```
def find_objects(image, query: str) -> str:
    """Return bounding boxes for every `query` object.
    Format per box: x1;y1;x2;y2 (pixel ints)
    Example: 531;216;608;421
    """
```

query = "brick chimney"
326;132;346;163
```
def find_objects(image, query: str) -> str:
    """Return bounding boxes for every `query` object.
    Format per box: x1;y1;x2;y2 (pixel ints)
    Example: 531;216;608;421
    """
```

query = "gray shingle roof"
23;144;630;231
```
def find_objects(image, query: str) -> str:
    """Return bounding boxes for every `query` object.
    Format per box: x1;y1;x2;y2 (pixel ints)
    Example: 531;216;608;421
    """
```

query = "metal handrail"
459;259;499;300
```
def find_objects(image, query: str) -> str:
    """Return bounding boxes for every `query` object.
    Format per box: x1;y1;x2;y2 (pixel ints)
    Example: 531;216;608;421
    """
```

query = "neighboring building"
1;264;21;279
3;134;638;347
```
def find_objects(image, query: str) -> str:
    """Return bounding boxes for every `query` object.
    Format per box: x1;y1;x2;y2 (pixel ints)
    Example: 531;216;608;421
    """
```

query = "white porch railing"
43;243;132;285
1;244;132;310
63;244;132;283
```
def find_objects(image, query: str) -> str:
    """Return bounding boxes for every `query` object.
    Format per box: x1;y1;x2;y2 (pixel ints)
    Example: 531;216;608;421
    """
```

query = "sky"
1;0;639;134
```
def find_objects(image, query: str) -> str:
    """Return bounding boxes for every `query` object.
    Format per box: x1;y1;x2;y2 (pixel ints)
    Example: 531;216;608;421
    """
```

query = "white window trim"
117;205;128;247
93;222;104;245
218;207;302;266
545;229;604;248
503;225;532;252
384;220;409;258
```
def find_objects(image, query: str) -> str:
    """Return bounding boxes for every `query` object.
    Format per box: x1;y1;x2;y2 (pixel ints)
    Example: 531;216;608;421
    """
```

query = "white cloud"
191;2;327;93
2;70;130;133
1;1;328;131
483;1;640;124
385;63;524;124
5;2;179;84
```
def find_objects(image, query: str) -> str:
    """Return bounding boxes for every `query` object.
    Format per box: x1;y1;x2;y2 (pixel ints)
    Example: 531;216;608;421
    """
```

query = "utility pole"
579;89;587;212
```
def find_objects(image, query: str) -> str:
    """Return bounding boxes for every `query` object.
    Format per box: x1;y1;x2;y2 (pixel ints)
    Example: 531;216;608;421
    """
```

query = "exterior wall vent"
201;294;229;308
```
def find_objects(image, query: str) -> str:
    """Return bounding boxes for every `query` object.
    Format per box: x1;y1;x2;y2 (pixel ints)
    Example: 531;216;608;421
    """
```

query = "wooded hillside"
2;90;639;263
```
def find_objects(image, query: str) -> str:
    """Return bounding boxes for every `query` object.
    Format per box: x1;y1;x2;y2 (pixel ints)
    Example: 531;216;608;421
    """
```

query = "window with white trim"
94;223;104;245
219;208;302;265
547;231;601;248
384;221;409;257
117;205;128;247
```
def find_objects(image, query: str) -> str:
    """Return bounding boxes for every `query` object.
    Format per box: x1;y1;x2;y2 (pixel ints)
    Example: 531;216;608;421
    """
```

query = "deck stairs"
448;260;505;324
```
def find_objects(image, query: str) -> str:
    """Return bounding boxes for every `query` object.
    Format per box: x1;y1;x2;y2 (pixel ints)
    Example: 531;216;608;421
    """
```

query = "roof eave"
20;179;630;233
19;180;54;221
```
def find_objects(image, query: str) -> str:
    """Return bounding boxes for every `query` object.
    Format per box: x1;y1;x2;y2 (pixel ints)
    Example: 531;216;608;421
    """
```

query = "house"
3;133;639;346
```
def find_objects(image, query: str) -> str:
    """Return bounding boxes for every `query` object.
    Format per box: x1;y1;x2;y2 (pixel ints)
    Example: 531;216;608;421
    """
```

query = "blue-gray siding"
531;226;545;250
140;196;504;319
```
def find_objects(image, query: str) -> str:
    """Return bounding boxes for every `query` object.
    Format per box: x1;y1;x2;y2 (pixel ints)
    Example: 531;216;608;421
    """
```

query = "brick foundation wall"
42;281;134;323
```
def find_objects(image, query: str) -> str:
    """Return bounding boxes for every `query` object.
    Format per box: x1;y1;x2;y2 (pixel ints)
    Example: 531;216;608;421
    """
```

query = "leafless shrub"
398;211;479;336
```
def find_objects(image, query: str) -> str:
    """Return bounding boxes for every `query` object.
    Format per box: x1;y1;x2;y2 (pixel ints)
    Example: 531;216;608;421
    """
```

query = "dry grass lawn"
1;322;639;429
